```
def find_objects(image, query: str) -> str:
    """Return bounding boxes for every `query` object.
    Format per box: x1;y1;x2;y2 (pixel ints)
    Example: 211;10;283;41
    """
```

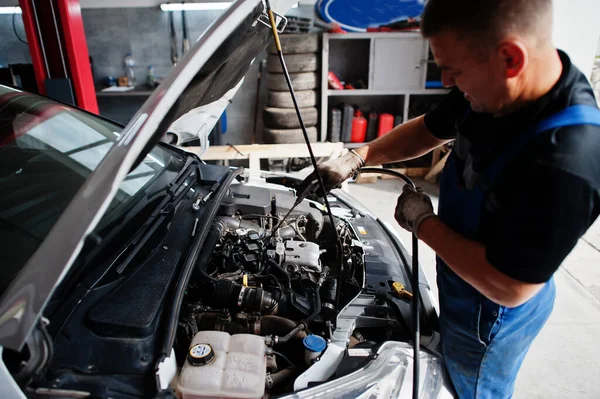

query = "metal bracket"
258;4;288;33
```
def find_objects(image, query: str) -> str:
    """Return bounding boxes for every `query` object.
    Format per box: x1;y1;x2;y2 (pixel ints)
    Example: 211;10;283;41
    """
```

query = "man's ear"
497;41;528;78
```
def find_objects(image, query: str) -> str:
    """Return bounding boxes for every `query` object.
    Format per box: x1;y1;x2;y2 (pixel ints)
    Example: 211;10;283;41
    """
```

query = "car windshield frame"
0;85;181;300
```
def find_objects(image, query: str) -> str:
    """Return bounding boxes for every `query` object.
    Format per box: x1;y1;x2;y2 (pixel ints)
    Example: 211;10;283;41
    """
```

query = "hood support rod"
264;0;345;324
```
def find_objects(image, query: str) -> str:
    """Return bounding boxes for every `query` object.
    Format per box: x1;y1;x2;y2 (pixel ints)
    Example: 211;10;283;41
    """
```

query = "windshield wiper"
115;157;199;275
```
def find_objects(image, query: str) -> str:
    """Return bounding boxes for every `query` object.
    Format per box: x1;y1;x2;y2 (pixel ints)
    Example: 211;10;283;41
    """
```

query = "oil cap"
303;334;327;353
188;343;215;366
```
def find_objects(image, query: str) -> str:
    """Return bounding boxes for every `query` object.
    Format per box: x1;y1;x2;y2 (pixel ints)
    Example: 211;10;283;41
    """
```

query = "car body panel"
0;0;297;351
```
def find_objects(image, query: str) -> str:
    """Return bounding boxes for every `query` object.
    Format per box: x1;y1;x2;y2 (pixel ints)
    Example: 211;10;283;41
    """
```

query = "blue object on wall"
220;110;227;134
316;0;425;32
425;81;444;89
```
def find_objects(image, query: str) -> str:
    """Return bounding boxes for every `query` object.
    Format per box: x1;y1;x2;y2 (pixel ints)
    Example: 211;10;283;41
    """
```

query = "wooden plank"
183;143;346;162
355;165;382;184
355;175;379;184
424;150;451;183
380;167;431;179
356;166;431;182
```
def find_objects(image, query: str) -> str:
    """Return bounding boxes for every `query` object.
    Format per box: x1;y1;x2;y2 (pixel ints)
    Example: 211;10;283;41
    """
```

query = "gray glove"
394;185;435;237
297;150;365;197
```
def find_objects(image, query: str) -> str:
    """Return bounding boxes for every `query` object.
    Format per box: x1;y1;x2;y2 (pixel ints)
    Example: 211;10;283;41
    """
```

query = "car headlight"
281;341;453;399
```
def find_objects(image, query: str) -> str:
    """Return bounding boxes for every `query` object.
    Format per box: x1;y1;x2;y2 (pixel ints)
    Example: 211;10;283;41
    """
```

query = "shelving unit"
320;32;449;142
95;90;154;97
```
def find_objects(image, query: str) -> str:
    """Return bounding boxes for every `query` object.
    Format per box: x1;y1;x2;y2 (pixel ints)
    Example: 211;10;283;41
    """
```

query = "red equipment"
19;0;98;113
328;71;344;90
351;110;367;143
377;113;395;137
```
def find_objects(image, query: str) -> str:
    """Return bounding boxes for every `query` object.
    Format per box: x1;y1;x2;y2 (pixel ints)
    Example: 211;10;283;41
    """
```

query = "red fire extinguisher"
378;113;395;137
351;110;367;143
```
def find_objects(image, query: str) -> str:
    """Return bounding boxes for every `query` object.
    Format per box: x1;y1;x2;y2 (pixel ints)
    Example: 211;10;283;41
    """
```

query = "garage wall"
1;5;315;144
83;5;316;143
553;0;600;79
83;8;223;85
0;14;31;66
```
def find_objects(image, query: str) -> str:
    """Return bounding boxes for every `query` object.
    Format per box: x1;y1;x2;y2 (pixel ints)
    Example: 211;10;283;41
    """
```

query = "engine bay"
176;183;366;395
13;166;434;399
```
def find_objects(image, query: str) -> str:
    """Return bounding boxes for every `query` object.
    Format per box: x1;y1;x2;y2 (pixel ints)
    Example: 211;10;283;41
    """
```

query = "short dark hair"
421;0;553;47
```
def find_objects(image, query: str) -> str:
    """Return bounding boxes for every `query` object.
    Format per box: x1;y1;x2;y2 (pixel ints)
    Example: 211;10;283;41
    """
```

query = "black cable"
359;167;416;188
412;230;420;399
272;351;296;368
13;13;28;45
301;286;321;325
264;0;345;325
358;168;420;399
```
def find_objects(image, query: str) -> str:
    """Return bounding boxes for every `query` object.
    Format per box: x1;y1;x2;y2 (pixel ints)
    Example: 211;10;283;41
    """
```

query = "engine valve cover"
283;241;321;273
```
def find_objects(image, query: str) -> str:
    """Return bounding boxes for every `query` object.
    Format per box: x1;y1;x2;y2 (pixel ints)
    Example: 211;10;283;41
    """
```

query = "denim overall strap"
436;104;600;399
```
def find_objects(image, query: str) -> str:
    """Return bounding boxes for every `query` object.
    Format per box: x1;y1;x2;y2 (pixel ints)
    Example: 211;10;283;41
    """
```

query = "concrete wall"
553;0;600;79
0;14;31;66
0;5;316;144
83;8;223;85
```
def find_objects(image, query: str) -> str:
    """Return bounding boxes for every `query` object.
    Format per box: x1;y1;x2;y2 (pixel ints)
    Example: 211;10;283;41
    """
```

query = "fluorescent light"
160;2;232;11
0;6;21;14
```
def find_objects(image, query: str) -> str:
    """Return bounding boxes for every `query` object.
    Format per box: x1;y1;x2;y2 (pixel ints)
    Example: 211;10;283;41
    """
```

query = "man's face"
429;31;512;114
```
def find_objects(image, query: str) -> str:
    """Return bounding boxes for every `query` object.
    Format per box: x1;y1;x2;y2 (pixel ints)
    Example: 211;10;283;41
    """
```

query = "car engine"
175;183;365;395
22;170;427;399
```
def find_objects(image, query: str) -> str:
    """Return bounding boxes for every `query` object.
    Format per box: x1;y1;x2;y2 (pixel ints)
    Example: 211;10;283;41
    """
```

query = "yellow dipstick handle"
267;10;282;52
392;281;413;299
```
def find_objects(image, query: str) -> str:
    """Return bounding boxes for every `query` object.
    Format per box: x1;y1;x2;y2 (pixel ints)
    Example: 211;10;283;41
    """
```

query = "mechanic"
299;0;600;397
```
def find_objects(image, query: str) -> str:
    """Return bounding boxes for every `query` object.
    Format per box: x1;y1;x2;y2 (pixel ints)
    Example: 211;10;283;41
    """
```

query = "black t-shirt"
424;50;600;284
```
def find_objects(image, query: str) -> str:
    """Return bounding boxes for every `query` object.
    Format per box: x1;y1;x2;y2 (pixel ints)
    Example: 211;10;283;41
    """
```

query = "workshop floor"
348;179;600;399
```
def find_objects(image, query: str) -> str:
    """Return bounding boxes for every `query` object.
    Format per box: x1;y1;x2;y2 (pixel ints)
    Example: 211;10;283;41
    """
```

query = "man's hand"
297;150;365;197
395;185;436;237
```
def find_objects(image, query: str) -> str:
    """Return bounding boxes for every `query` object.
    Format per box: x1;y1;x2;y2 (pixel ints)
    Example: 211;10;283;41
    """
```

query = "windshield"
0;86;177;296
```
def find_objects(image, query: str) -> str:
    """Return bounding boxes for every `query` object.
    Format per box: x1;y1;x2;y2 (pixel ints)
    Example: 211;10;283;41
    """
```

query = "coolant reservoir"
177;331;267;399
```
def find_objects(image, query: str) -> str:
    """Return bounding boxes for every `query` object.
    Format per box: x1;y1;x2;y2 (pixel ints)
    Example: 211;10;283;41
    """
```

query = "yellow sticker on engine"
357;226;367;235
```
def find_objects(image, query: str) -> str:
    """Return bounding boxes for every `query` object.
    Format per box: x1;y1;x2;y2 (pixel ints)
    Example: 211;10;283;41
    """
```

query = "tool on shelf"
182;5;190;54
169;9;179;65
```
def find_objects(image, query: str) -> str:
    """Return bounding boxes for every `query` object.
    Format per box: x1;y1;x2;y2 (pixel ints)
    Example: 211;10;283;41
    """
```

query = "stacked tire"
264;33;319;144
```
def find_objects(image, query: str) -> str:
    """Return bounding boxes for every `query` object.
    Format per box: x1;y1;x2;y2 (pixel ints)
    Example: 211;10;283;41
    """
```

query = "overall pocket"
477;296;503;346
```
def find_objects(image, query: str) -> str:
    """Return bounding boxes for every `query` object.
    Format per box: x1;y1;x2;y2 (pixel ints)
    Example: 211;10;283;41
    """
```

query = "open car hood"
0;0;297;351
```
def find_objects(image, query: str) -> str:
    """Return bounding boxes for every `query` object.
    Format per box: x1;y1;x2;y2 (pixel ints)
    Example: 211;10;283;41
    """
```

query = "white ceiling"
0;0;316;8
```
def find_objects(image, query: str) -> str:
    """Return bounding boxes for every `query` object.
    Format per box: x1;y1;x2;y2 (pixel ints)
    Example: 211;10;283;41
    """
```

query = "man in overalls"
299;0;600;397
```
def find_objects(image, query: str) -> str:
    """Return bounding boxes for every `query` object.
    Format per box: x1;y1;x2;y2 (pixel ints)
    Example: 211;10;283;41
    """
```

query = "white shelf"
327;89;449;96
325;32;422;40
320;33;449;142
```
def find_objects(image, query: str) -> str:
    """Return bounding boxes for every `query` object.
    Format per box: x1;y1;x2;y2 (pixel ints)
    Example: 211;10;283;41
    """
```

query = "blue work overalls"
436;105;600;399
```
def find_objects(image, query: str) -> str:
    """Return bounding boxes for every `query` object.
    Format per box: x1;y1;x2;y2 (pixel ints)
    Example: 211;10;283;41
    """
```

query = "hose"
197;314;307;340
194;223;224;280
359;167;416;189
302;286;321;326
272;351;296;368
197;313;248;334
276;287;321;345
262;315;306;339
358;167;420;399
268;367;296;390
268;259;292;293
